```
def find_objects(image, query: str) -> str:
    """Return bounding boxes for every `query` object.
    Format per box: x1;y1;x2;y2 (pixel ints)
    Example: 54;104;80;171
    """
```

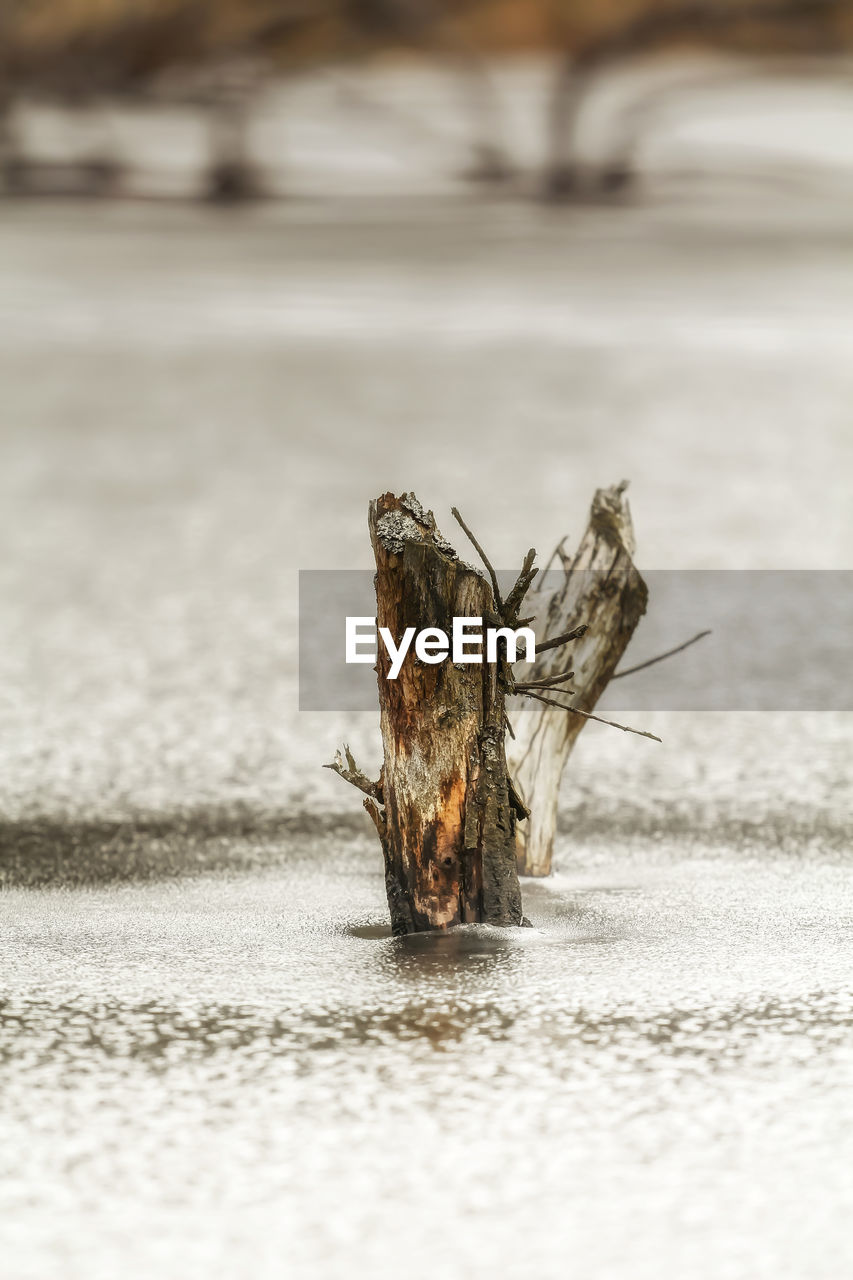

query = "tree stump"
507;483;648;877
329;492;528;935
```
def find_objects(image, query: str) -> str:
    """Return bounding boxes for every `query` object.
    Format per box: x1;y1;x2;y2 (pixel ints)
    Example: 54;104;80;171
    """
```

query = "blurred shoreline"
5;55;853;199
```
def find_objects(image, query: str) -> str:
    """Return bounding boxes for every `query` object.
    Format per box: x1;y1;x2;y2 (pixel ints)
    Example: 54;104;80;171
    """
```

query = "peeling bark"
507;483;648;877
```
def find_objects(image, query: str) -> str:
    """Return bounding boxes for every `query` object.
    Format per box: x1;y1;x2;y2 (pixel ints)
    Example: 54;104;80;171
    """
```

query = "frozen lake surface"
4;843;853;1280
2;61;853;1280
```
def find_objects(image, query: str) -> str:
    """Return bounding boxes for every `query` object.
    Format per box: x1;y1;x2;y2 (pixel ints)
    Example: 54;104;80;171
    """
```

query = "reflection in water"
1;994;519;1062
4;986;852;1072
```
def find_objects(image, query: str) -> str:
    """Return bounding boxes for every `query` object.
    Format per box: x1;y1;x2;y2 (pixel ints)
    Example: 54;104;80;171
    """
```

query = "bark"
507;483;647;877
329;491;526;935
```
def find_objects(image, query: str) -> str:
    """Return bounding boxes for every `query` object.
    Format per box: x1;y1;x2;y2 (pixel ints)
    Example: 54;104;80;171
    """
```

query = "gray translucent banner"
299;570;852;711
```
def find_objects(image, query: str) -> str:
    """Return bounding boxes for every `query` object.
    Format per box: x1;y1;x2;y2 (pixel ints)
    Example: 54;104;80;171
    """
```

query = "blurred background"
2;5;853;1280
2;0;851;822
4;0;853;198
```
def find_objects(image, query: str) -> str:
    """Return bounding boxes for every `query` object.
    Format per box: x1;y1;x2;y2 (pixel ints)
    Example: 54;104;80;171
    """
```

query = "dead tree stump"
507;483;648;877
329;492;528;935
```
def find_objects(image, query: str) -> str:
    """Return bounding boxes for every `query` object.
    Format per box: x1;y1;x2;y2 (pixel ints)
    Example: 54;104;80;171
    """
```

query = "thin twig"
518;690;662;743
516;684;576;696
451;506;503;611
612;630;711;680
535;623;589;655
515;667;574;690
540;535;571;579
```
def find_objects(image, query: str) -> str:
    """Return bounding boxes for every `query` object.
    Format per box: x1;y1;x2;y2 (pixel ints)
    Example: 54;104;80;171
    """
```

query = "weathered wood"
326;486;663;923
329;491;526;935
507;483;648;877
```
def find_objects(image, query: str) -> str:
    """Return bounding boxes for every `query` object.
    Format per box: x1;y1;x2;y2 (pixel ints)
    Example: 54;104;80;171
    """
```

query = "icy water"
4;844;853;1280
2;63;853;1280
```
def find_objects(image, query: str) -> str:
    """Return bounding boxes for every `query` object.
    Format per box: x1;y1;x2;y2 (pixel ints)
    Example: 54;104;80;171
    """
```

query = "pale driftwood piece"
506;483;648;878
328;491;527;936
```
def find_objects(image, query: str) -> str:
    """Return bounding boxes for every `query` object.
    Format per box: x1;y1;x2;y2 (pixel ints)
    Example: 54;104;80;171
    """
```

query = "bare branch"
535;623;589;655
518;690;662;743
612;629;711;680
324;744;383;802
504;548;539;621
451;506;504;611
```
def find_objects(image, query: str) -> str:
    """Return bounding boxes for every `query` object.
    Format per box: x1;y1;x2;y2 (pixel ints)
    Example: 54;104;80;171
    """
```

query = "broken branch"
535;623;589;655
324;744;383;802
